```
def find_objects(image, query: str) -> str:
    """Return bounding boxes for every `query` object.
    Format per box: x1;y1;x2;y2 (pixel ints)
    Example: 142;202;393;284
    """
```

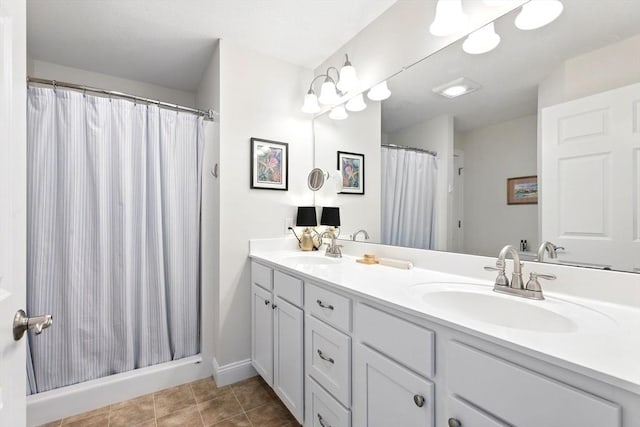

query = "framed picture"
337;151;365;195
250;137;288;191
507;175;538;205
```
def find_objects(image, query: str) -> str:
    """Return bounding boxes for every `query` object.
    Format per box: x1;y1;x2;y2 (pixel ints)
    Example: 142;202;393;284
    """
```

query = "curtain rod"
27;76;217;121
382;143;437;157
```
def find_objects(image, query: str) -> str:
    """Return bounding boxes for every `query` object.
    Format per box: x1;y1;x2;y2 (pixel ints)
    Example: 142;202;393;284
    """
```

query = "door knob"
13;309;53;341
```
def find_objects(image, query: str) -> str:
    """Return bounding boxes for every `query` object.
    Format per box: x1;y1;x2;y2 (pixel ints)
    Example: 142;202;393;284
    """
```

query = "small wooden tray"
356;253;379;265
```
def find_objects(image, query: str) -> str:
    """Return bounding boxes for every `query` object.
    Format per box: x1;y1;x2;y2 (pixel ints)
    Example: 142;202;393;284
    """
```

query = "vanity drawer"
355;303;435;378
306;315;351;406
306;283;352;332
306;376;351;427
274;270;303;307
447;341;621;427
447;396;508;427
251;261;273;291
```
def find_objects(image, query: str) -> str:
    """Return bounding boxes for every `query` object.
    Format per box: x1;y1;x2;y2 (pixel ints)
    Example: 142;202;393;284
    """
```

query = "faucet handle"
526;272;556;293
483;266;502;272
484;265;509;287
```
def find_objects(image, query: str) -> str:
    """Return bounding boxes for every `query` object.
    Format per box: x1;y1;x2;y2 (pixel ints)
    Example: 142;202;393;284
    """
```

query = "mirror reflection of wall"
313;0;640;273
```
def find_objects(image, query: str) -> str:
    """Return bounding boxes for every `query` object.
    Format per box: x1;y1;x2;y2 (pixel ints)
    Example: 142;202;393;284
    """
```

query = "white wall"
458;114;538;257
313;103;381;240
27;58;196;107
216;39;314;367
387;115;454;251
538;34;640;109
196;43;221;368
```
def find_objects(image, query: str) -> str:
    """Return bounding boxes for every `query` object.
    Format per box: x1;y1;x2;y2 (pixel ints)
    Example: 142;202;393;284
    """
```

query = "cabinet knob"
413;394;425;407
271;304;277;310
264;300;270;306
448;418;462;427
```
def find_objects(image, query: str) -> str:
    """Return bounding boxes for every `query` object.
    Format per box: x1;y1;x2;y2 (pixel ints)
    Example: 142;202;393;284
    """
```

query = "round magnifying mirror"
308;168;325;191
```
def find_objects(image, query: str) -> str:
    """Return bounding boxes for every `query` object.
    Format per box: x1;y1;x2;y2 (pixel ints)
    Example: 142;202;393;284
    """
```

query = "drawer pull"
264;300;270;306
413;394;425;407
318;413;331;427
317;349;335;364
316;299;334;310
448;418;462;427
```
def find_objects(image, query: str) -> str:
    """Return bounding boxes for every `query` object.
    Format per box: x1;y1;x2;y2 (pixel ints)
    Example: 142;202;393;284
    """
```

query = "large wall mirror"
313;0;640;273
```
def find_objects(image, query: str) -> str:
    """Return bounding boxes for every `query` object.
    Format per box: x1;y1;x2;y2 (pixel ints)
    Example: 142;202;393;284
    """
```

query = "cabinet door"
251;283;274;384
274;296;304;423
353;344;434;427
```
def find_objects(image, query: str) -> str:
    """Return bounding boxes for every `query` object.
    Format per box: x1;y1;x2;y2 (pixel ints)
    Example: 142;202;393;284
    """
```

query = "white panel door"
251;284;274;384
273;297;303;423
0;0;27;425
541;82;640;270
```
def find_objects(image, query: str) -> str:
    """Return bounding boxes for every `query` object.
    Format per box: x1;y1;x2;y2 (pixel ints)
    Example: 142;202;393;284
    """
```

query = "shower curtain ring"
52;80;57;92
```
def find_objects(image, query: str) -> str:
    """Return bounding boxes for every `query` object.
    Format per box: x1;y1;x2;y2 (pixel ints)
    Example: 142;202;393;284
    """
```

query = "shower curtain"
26;87;203;393
381;146;438;249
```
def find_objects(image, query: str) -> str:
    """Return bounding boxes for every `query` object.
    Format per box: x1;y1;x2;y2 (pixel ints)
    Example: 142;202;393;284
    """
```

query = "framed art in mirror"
250;137;288;191
338;151;364;195
507;175;537;205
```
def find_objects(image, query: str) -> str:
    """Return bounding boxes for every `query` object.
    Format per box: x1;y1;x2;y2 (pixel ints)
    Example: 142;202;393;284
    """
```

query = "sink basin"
282;255;340;266
408;282;613;333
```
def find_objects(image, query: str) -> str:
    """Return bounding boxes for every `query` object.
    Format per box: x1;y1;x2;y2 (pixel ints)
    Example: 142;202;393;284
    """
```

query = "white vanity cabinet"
250;262;304;423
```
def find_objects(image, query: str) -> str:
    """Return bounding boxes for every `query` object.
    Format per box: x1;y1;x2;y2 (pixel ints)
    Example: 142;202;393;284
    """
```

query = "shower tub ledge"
27;355;211;426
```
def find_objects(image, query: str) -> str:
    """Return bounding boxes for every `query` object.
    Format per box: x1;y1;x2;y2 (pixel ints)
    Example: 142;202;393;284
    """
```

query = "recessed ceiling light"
432;77;481;99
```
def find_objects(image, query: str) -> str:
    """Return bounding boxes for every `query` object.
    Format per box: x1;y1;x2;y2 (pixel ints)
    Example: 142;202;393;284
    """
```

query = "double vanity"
250;238;640;427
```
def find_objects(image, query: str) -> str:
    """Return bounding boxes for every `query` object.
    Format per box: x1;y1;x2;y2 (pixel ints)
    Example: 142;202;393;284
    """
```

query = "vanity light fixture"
329;105;349;120
515;0;563;30
432;77;481;99
302;54;363;114
346;93;367;112
430;0;467;37
367;81;391;101
463;22;501;54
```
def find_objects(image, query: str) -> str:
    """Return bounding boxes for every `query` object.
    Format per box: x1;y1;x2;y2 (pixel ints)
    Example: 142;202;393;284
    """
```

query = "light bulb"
367;81;391;101
337;55;359;93
345;94;367;112
463;22;501;54
429;0;467;37
318;78;339;105
515;0;563;30
301;90;321;114
329;105;348;120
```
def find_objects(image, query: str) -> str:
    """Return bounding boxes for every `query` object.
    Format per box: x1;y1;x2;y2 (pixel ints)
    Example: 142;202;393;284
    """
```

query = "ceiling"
27;0;398;92
382;0;640;134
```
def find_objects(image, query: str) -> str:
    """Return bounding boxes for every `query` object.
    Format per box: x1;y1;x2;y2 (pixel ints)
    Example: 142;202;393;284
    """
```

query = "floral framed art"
250;137;289;191
337;151;365;195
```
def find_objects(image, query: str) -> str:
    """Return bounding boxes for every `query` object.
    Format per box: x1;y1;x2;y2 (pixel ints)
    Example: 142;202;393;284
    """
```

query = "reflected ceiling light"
515;0;563;30
329;105;348;120
430;0;467;37
432;77;481;99
345;94;367;112
367;81;391;101
483;0;515;5
462;22;501;54
301;89;321;114
337;54;360;93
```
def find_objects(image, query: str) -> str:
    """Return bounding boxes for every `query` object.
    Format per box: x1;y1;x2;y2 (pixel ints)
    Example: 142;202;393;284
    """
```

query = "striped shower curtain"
26;87;203;393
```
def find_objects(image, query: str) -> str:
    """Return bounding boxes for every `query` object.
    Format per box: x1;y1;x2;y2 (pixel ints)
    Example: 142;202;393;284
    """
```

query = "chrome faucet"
352;229;370;241
485;244;555;300
320;230;343;258
536;241;564;262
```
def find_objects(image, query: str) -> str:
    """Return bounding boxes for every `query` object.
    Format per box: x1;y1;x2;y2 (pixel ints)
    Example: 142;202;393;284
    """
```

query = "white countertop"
250;248;640;395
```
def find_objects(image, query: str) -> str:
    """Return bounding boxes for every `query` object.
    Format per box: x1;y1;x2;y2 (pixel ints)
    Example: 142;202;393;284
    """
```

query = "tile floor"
39;376;300;427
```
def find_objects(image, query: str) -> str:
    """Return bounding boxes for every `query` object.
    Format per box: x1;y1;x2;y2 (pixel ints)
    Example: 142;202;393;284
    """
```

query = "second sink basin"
409;282;614;334
282;255;340;266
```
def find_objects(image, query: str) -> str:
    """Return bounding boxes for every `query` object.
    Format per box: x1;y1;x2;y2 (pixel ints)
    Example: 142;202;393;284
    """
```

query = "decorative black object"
250;137;288;191
320;207;341;227
296;206;318;227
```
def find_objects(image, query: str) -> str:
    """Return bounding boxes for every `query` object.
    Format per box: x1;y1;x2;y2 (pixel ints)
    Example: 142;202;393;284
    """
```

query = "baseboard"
213;357;257;386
